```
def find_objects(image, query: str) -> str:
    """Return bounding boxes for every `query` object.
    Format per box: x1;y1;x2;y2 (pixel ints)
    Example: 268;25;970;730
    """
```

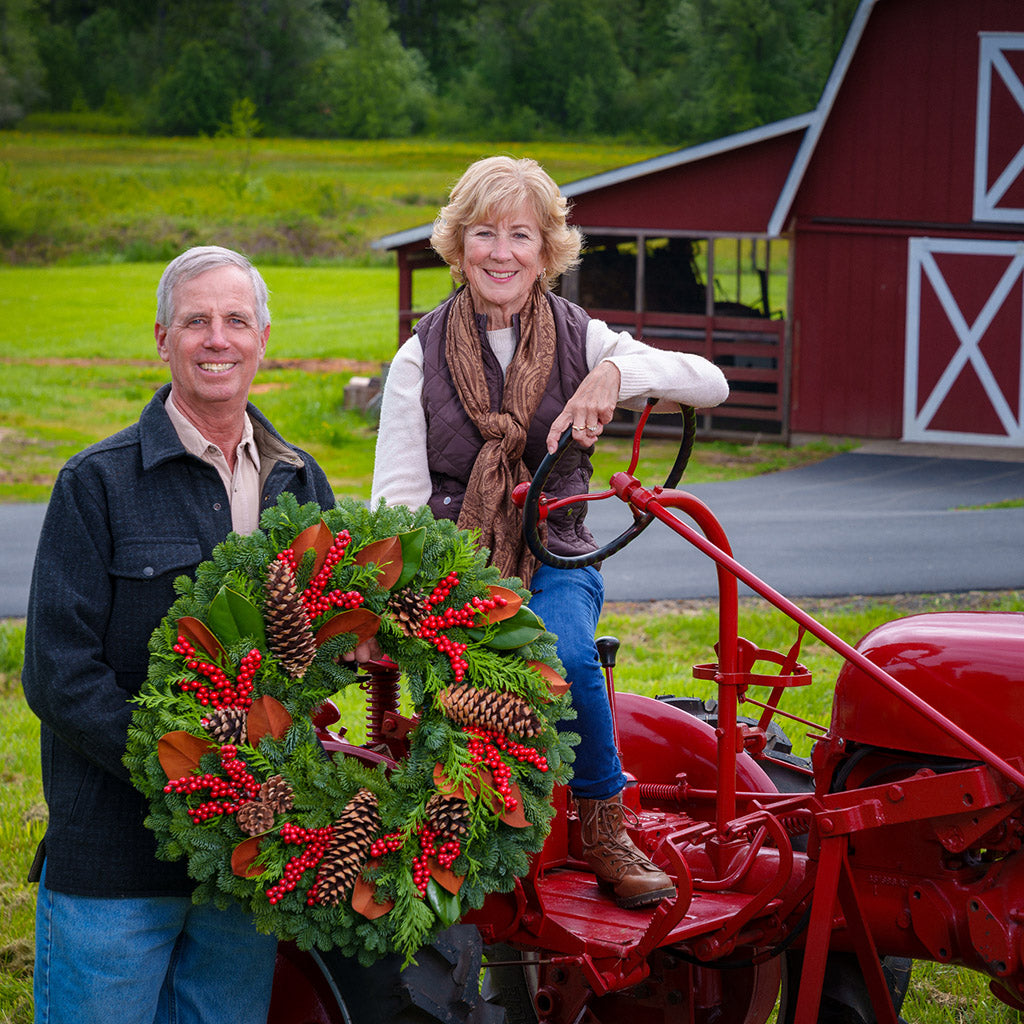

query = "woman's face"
462;203;545;329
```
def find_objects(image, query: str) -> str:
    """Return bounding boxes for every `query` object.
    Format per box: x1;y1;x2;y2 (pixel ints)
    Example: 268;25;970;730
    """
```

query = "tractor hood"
831;612;1024;759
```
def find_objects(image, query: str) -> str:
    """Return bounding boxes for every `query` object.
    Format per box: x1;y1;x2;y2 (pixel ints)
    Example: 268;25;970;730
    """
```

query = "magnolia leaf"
315;608;381;648
158;730;216;781
500;782;530;828
176;616;226;664
394;528;426;590
432;763;468;800
247;695;292;745
426;876;463;926
527;659;570;697
475;585;523;625
231;836;264;878
466;606;545;650
352;874;394;920
207;586;267;649
353;536;404;591
428;861;466;895
292;520;335;578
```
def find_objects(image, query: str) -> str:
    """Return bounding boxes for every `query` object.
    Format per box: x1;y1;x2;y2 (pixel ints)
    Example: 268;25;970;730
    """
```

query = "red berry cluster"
369;832;405;858
277;530;364;619
415;575;507;683
423;573;461;610
464;729;549;815
172;637;259;710
412;826;442;893
267;822;333;906
466;727;549;773
220;744;262;799
467;736;517;812
368;827;462;894
162;745;261;823
436;840;461;869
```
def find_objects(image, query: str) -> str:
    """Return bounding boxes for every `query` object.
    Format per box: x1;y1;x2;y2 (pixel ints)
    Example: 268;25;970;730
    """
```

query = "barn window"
973;32;1024;223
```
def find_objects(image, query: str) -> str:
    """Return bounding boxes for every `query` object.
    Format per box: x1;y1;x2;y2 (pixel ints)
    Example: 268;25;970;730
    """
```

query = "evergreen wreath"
125;494;577;965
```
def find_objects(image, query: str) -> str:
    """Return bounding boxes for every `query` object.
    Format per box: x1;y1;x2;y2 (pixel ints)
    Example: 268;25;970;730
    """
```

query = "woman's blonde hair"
431;156;583;290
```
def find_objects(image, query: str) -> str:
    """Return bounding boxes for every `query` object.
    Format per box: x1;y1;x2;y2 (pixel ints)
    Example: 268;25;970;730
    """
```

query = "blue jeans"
34;866;277;1024
530;564;626;800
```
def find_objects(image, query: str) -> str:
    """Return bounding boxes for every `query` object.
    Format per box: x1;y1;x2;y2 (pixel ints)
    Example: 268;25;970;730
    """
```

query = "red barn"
377;0;1024;450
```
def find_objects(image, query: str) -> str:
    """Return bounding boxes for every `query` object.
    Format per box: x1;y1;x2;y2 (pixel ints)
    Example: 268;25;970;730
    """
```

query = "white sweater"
371;317;729;509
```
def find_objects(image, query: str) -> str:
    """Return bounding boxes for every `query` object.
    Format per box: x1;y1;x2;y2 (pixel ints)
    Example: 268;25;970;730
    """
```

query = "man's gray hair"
156;246;270;332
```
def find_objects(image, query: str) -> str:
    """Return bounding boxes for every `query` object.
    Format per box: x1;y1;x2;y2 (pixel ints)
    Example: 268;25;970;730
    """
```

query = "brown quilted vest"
416;288;597;558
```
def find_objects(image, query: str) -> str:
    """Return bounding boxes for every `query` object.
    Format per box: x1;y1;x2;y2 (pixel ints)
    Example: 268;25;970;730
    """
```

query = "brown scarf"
445;282;556;585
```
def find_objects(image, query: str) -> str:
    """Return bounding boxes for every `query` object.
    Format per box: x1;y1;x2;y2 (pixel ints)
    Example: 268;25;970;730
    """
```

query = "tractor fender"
615;691;777;793
832;611;1024;758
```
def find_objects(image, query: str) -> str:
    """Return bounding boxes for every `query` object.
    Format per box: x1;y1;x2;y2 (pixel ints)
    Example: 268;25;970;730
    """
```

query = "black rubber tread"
314;925;506;1024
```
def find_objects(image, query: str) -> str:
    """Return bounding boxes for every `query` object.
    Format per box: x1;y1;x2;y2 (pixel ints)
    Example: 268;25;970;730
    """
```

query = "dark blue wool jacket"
22;384;335;896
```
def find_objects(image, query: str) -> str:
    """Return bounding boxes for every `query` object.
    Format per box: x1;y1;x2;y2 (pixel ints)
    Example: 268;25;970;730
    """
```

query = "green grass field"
0;134;666;265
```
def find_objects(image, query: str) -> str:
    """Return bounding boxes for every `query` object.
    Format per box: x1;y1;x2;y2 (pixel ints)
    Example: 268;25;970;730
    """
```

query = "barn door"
903;238;1024;446
974;33;1024;223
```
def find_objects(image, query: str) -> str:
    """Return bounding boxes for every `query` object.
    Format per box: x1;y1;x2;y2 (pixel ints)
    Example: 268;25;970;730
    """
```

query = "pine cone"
236;800;275;836
439;684;542;739
425;791;471;840
260;774;294;814
314;789;381;906
264;558;317;678
203;706;247;744
388;586;428;637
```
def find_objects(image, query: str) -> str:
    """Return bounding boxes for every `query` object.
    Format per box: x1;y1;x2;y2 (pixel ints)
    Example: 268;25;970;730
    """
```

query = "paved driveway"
584;451;1024;602
2;451;1023;617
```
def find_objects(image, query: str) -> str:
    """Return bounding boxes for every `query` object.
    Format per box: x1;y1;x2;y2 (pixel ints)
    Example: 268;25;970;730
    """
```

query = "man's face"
155;265;268;420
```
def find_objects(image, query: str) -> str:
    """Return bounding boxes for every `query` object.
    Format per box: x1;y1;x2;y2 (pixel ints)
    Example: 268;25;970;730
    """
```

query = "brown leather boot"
576;792;675;909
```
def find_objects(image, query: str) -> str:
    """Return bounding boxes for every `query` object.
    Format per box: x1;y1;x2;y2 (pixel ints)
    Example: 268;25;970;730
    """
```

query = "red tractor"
268;405;1024;1024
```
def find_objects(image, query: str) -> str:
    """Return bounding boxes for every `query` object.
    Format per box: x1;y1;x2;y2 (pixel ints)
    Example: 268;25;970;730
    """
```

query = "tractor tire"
658;697;913;1024
483;942;784;1024
777;952;912;1024
269;925;506;1024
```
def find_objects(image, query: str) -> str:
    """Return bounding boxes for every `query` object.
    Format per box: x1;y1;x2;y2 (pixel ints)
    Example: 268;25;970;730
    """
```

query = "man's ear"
155;323;170;363
259;324;270;360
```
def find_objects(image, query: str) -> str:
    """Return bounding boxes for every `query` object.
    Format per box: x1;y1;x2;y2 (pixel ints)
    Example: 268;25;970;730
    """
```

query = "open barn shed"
376;0;1024;450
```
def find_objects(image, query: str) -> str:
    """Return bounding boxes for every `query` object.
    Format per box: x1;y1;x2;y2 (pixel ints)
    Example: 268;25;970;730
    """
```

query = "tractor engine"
814;612;1024;1010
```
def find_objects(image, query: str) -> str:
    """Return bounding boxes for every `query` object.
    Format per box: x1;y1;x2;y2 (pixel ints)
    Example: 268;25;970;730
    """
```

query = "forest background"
3;0;856;150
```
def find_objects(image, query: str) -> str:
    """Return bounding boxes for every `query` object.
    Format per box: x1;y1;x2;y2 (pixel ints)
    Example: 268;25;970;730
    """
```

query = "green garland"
125;494;576;965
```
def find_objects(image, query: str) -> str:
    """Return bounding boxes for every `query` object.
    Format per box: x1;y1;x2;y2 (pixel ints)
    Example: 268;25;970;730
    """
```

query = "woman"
372;156;728;908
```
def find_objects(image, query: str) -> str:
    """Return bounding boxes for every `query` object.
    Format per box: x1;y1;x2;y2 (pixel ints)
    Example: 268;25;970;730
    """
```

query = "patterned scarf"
445;282;556;586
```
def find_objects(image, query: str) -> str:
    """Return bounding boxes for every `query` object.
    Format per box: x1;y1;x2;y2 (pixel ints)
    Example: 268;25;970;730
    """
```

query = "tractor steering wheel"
522;401;696;569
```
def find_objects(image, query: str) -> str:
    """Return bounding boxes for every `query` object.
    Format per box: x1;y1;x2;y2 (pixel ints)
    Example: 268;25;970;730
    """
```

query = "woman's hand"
546;361;621;453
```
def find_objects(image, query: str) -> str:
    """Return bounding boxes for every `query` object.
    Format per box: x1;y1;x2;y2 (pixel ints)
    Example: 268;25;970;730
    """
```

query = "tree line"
2;0;857;145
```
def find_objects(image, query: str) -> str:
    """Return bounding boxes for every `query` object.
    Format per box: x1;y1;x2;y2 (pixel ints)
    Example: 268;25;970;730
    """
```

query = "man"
22;246;336;1024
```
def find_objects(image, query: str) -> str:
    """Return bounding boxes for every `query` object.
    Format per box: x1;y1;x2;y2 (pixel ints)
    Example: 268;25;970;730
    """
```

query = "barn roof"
767;0;876;235
373;113;815;252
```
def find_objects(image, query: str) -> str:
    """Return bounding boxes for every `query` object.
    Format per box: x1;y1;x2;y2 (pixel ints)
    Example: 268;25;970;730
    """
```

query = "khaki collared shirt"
165;392;262;535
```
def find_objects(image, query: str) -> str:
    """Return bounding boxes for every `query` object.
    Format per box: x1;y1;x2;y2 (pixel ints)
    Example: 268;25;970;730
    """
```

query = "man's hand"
341;638;383;665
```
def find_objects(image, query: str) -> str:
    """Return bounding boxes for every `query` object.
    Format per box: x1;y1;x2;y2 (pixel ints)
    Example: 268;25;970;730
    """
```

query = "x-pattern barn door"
974;33;1024;223
904;240;1024;445
903;33;1024;446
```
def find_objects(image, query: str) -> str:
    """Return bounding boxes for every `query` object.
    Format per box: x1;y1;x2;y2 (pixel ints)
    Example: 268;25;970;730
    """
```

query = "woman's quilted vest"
416;289;597;558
